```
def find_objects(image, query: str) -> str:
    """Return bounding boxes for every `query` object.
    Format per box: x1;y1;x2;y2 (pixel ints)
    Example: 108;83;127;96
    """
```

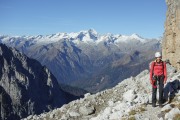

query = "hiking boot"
152;103;156;107
169;94;175;103
159;104;163;108
162;99;166;104
168;98;172;103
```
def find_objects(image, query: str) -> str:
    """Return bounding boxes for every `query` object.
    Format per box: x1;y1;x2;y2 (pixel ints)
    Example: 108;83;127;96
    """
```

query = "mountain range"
0;29;161;93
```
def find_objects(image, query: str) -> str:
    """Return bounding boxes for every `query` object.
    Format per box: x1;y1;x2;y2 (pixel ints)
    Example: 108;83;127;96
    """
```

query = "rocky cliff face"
0;44;77;120
163;0;180;70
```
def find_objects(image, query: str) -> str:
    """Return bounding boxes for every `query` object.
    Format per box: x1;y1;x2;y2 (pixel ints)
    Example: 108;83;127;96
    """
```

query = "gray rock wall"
163;0;180;70
0;44;75;120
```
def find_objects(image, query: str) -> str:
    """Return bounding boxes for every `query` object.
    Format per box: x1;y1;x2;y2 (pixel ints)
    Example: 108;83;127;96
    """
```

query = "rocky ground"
22;64;180;120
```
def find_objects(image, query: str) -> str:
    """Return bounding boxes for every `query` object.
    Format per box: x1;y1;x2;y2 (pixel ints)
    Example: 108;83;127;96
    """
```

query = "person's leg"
152;80;157;107
163;82;170;102
169;82;175;103
159;76;164;106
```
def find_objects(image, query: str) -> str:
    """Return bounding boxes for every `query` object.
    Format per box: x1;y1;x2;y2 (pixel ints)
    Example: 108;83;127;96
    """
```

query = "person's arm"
164;62;167;84
150;62;154;85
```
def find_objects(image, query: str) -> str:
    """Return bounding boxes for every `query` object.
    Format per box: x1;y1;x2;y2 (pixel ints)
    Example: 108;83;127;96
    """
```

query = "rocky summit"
0;44;77;120
23;63;180;120
163;0;180;70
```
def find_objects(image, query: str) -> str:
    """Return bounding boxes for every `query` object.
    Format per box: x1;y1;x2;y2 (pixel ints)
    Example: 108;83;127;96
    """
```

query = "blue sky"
0;0;166;38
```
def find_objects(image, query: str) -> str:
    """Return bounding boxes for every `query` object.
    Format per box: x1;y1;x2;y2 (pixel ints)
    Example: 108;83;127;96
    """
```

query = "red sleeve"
150;62;154;82
163;62;167;82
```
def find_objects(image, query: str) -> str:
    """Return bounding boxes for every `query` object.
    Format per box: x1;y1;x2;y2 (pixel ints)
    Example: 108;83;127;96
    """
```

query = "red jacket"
150;60;167;83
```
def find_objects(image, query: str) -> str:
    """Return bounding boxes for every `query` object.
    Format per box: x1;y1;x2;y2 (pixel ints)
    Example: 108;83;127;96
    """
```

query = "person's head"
155;52;162;61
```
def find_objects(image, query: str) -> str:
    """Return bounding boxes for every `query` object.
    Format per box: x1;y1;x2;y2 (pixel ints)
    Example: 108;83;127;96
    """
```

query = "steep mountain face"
0;44;77;120
163;0;180;70
0;30;161;92
23;63;180;120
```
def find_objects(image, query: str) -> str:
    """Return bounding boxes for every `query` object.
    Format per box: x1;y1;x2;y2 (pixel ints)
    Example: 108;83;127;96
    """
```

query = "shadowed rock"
0;44;77;120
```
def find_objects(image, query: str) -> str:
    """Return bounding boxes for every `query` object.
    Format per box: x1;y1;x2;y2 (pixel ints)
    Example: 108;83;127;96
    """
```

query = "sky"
0;0;167;38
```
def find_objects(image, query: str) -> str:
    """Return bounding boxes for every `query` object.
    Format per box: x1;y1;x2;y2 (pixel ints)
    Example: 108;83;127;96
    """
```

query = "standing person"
150;52;167;107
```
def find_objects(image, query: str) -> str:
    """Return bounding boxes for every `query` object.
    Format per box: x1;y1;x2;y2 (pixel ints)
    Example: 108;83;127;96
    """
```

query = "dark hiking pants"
152;75;164;105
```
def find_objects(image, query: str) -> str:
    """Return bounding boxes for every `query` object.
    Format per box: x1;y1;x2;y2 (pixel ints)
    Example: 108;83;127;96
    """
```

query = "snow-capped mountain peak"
75;29;99;42
0;30;156;46
130;33;143;39
88;29;98;35
130;33;146;42
79;29;98;35
113;33;146;43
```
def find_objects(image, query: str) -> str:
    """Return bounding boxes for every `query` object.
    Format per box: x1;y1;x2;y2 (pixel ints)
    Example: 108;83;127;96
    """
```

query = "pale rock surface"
79;106;95;116
163;0;180;70
69;111;80;117
165;108;180;119
123;89;137;102
161;104;172;112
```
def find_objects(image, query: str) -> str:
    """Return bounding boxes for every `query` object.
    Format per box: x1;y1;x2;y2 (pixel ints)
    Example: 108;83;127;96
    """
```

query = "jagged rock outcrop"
163;0;180;70
0;44;77;120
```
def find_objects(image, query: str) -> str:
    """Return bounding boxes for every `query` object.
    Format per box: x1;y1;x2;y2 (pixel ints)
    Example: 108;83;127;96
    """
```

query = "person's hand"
164;77;167;84
164;80;166;84
150;80;155;85
150;80;153;85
